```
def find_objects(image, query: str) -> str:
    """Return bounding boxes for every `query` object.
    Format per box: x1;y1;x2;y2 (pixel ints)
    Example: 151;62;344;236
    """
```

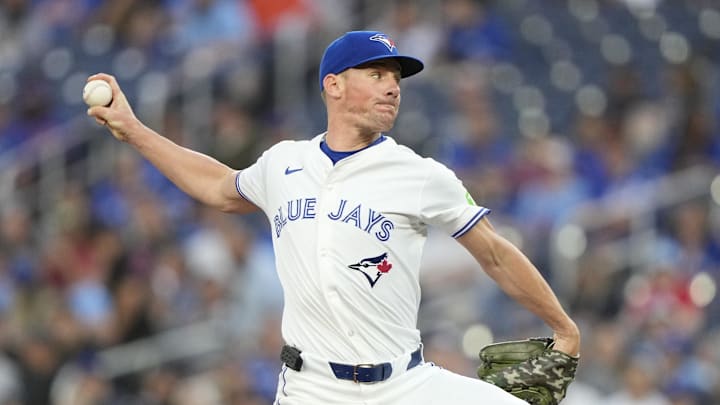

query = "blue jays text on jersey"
274;197;394;242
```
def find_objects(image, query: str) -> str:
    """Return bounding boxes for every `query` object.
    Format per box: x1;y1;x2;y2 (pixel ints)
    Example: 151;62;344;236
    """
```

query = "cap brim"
396;56;424;78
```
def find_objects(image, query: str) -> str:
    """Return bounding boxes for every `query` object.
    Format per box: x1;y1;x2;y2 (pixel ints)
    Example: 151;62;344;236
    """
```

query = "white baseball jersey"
236;133;489;364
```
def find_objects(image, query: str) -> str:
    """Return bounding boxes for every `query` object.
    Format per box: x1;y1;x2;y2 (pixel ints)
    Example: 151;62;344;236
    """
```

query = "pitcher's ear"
323;74;343;99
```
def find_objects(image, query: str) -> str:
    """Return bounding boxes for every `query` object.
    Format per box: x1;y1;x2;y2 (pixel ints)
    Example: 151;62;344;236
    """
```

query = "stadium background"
1;0;720;403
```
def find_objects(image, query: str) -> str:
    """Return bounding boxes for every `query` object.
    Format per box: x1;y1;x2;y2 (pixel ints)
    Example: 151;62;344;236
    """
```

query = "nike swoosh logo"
285;166;303;175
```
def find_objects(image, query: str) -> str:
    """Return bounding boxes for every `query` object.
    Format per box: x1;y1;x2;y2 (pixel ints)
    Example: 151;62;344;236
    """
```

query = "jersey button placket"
318;174;360;345
316;177;338;293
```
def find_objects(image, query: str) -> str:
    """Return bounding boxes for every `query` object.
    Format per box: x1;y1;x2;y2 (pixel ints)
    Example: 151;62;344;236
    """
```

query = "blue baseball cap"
319;31;424;91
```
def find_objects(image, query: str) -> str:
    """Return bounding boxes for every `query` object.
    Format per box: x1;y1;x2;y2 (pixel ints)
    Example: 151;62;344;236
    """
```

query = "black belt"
281;344;423;383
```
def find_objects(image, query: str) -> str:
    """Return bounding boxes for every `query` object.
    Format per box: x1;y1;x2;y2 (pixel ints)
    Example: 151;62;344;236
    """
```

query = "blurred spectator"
149;243;204;329
51;361;114;405
167;0;257;54
659;62;720;170
620;102;673;179
87;0;169;54
0;205;35;292
604;356;672;405
0;72;59;152
511;136;592;266
372;0;443;65
440;0;510;63
16;331;61;405
66;278;113;341
90;150;192;236
0;0;39;70
563;381;603;405
169;372;223;405
0;352;20;405
137;366;181;404
108;274;153;345
605;66;645;121
665;335;720;404
570;114;615;198
247;0;316;40
90;151;147;229
667;109;720;171
571;247;626;318
575;321;627;395
242;316;283;403
656;201;720;276
437;66;514;213
183;206;263;338
208;100;265;170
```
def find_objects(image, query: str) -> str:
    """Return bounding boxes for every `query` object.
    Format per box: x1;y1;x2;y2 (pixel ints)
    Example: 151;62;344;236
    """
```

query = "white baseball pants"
274;347;528;405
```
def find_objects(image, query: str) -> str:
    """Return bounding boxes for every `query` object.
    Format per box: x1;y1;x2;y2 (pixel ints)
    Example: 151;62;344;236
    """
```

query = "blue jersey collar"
320;135;387;165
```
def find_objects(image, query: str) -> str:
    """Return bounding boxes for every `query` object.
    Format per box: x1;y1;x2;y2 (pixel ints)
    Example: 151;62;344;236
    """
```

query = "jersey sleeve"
235;148;271;211
418;161;490;238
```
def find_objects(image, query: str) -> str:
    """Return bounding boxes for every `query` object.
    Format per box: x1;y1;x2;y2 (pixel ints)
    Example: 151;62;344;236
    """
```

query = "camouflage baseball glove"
477;337;578;405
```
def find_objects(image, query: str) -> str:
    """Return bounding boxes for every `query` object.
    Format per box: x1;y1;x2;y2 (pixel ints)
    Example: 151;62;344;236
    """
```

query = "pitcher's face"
339;59;402;133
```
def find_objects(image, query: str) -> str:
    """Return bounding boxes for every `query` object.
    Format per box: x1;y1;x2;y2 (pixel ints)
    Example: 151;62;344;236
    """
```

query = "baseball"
83;80;113;107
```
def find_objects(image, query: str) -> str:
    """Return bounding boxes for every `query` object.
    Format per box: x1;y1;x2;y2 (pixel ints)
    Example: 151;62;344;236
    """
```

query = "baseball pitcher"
87;30;580;404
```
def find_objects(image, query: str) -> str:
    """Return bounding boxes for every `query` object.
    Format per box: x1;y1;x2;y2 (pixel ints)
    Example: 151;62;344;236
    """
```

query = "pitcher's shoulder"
389;142;453;173
264;136;320;156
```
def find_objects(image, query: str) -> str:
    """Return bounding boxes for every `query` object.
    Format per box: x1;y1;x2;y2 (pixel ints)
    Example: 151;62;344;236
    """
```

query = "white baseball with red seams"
83;80;113;107
236;134;526;404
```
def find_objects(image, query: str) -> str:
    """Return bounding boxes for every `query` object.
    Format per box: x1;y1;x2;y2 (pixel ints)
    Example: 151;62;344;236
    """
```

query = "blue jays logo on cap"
319;31;424;91
369;33;396;51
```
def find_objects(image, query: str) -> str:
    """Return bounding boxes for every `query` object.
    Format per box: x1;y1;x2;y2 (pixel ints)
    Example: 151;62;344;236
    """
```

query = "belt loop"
281;345;303;371
407;344;423;370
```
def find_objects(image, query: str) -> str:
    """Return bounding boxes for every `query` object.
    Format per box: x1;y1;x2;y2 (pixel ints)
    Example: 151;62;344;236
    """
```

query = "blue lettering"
364;209;385;233
274;206;288;238
303;198;317;219
375;220;394;242
282;197;393;242
276;197;317;236
342;204;362;228
328;199;346;220
287;199;302;221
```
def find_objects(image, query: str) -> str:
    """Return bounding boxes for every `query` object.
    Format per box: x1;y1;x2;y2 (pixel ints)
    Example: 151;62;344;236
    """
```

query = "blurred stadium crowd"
1;0;720;404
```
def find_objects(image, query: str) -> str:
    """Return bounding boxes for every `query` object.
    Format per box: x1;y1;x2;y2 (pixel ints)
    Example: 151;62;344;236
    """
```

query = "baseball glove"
477;337;578;405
